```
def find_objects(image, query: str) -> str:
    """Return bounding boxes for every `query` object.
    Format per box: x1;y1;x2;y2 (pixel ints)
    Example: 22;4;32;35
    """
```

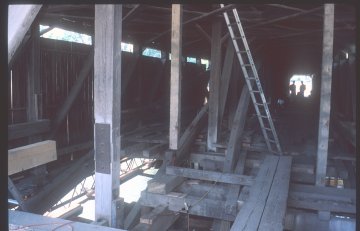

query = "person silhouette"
299;81;306;97
289;81;296;97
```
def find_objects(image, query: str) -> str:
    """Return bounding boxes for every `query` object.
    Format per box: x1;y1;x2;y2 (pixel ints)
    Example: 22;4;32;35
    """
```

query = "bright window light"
289;74;313;97
187;57;197;64
201;59;210;70
142;48;161;59
121;42;133;53
40;25;92;45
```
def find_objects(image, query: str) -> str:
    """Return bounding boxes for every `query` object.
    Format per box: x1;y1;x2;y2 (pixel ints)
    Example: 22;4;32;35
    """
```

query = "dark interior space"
8;4;356;231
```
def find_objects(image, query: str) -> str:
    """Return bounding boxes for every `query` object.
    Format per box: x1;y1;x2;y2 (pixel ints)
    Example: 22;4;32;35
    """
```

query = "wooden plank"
147;175;185;194
177;180;227;201
207;20;222;151
258;156;292;231
287;195;355;214
316;4;334;186
8;119;50;140
230;156;279;231
8;140;57;175
94;5;122;228
166;166;254;186
289;183;355;201
9;210;126;231
48;203;83;219
140;191;237;221
169;4;183;150
224;85;250;172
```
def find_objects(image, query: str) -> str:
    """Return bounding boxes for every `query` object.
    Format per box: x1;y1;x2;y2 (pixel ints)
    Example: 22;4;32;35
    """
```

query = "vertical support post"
169;4;183;150
27;19;41;126
94;5;122;227
316;4;334;186
207;20;222;151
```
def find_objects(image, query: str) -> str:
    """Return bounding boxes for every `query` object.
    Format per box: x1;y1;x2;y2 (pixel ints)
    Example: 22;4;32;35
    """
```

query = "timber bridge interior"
7;4;356;231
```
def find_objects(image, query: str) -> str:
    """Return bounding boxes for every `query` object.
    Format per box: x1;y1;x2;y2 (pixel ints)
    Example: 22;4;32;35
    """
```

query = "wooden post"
169;4;183;150
94;5;122;228
316;4;334;186
207;20;222;151
27;20;41;132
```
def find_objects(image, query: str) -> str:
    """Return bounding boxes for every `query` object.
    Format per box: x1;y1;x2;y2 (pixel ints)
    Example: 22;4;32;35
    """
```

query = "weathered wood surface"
9;210;125;231
147;175;185;194
169;4;183;150
166;166;254;186
138;206;179;231
230;156;278;231
94;5;122;227
8;140;57;175
207;20;222;151
8;119;50;140
224;85;250;172
316;4;334;186
258;156;292;231
140;191;237;221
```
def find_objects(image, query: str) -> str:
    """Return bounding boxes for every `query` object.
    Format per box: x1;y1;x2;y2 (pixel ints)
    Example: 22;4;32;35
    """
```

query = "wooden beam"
8;5;42;64
207;20;222;151
49;50;93;139
258;156;292;231
94;5;122;228
316;4;334;186
194;23;211;43
245;6;323;30
218;38;235;125
8;119;50;140
140;191;237;221
147;175;185;194
27;19;41;133
173;104;208;165
223;85;250;172
166;166;254;186
144;4;235;45
230;156;279;231
8;140;57;175
169;4;183;150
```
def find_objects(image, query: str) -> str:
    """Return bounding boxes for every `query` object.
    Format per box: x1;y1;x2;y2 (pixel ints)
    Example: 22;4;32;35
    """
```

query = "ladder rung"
258;115;267;118
250;90;260;94
262;127;272;131
237;50;247;54
227;22;237;27
254;103;264;106
267;139;276;143
247;77;256;80
241;64;252;67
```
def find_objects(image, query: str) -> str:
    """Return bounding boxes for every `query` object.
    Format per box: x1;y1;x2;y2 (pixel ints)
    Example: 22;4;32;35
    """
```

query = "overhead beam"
207;20;222;151
49;50;93;139
144;4;235;45
245;6;323;30
8;5;42;64
122;4;141;22
169;4;183;150
194;23;211;43
94;5;122;228
316;4;334;186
